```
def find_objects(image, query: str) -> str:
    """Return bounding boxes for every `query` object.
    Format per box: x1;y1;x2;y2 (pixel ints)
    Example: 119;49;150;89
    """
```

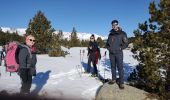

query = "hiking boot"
20;92;30;96
108;80;116;84
84;71;89;74
91;74;97;77
20;90;30;96
119;84;125;89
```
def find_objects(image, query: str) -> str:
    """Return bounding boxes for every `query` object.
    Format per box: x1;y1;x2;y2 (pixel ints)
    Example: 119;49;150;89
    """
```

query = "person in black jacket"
0;48;4;66
87;34;101;77
106;20;128;89
18;35;37;95
0;46;6;66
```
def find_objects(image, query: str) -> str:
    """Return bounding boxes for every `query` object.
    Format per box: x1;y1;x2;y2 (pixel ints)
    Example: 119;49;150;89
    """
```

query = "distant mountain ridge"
1;27;107;40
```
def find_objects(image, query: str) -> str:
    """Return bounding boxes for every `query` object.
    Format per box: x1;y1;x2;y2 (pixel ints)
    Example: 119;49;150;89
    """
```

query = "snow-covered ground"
0;47;138;99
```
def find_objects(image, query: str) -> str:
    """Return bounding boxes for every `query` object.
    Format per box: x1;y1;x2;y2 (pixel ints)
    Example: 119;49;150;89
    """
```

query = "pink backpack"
4;41;21;73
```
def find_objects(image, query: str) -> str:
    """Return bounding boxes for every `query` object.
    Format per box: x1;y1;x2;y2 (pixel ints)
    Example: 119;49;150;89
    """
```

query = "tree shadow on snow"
31;70;51;95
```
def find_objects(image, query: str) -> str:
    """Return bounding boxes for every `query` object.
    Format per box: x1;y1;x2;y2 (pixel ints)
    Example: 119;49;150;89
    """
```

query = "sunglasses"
112;23;118;26
29;39;35;42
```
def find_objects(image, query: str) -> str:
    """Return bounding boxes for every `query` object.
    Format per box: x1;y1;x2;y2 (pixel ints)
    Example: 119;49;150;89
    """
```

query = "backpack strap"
14;41;32;59
19;44;32;58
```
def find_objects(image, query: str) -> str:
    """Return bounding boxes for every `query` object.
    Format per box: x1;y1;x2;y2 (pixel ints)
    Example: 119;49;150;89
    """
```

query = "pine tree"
26;10;55;53
58;30;63;40
0;31;24;45
58;30;64;45
51;33;60;50
80;39;89;47
96;37;105;48
0;27;2;32
62;38;69;48
48;32;65;57
131;0;170;99
69;27;80;47
0;31;6;45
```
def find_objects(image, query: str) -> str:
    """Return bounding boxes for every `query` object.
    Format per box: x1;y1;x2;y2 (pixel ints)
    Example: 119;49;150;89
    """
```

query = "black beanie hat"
91;34;95;37
111;20;119;24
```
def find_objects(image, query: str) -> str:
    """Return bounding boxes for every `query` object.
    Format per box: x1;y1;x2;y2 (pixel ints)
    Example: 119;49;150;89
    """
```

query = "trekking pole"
76;65;82;77
98;60;100;73
82;50;84;63
79;49;84;73
78;65;83;75
104;51;107;82
97;59;101;79
80;49;81;62
81;50;84;70
0;51;2;66
0;65;1;77
104;57;105;81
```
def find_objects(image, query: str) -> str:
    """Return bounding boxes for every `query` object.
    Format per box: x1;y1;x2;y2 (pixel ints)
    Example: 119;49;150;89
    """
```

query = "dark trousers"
0;57;2;66
109;51;124;84
19;68;32;93
0;52;3;66
87;53;98;75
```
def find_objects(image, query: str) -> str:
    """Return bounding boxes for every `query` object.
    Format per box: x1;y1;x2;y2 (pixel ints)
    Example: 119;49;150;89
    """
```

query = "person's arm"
97;46;101;60
87;48;90;56
2;50;5;59
87;42;91;56
89;42;93;50
121;32;128;50
0;51;4;60
18;48;28;68
106;35;110;50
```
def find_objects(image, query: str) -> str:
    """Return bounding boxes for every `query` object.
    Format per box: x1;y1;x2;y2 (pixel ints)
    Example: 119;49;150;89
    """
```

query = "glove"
30;67;36;76
99;53;101;60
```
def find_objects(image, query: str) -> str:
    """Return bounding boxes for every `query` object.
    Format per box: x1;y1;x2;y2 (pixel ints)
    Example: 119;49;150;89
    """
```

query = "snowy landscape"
0;47;138;99
0;27;107;40
1;0;169;99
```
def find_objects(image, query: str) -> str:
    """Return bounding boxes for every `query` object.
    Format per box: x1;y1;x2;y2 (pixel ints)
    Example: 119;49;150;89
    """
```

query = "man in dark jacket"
87;34;101;77
18;35;37;95
106;20;128;89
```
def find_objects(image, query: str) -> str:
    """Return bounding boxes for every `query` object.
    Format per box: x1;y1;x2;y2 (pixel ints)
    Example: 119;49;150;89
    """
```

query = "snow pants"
87;53;98;75
19;68;32;94
109;51;124;84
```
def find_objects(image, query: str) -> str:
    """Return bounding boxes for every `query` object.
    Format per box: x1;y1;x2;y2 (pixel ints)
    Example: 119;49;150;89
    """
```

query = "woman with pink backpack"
18;35;37;95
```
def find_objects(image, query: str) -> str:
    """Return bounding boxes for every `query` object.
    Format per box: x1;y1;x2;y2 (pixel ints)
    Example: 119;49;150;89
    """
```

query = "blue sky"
0;0;159;37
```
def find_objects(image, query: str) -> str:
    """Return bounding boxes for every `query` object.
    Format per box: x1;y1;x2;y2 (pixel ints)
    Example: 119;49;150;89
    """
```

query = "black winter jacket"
106;29;128;54
87;41;100;56
18;45;37;69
